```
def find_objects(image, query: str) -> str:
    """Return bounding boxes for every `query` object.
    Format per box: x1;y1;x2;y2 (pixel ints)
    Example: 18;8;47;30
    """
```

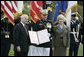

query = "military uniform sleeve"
35;21;39;31
9;23;14;44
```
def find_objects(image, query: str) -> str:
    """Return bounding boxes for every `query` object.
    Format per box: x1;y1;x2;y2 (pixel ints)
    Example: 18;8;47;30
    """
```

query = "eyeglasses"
24;18;28;20
42;14;48;16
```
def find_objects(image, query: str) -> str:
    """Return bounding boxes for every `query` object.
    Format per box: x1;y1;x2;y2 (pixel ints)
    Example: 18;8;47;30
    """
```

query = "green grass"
8;44;14;56
78;44;83;56
8;44;83;56
66;44;83;56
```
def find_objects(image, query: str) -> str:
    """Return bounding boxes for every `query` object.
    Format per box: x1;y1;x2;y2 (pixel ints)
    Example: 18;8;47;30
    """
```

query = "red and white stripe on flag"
11;1;18;17
30;1;43;23
1;1;18;25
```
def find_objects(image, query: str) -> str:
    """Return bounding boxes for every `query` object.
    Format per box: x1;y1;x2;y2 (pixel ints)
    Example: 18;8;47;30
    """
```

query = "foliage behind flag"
17;1;24;16
43;1;53;22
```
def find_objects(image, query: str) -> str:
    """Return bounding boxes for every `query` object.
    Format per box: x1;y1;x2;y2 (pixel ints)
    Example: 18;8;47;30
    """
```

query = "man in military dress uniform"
28;9;53;56
1;12;14;56
69;13;80;56
36;9;53;56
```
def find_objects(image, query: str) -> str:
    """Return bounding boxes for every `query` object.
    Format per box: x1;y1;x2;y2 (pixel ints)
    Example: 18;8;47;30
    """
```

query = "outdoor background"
8;1;83;56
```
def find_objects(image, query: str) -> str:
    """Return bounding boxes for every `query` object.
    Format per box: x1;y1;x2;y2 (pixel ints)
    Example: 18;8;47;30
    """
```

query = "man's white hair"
20;14;28;19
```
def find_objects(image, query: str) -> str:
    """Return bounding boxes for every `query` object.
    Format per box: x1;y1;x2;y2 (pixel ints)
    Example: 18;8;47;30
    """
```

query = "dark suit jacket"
32;19;53;48
70;20;80;45
13;23;30;52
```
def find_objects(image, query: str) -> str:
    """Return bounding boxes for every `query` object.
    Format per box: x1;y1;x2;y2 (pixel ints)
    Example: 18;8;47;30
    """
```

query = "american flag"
1;1;18;25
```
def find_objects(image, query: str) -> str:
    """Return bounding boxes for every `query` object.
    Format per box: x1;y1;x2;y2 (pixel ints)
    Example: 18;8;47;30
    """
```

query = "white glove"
17;46;21;52
48;33;51;37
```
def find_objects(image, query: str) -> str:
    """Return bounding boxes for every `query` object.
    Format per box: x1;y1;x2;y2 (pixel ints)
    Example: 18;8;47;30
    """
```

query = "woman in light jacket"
52;14;70;56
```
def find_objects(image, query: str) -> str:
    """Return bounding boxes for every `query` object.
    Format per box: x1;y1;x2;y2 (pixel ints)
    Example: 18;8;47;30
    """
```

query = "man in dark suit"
13;14;30;56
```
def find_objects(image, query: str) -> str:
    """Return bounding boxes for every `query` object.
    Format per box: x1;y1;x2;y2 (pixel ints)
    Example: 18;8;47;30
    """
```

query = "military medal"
58;24;64;33
5;32;10;38
5;34;9;38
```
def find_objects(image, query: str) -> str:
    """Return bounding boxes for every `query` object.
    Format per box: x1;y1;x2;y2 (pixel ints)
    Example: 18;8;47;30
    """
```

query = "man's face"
71;16;76;20
42;14;48;20
22;16;29;24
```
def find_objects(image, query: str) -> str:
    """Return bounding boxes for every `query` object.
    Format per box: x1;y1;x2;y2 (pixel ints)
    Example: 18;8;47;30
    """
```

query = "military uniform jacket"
32;19;53;48
52;24;70;48
1;19;14;44
70;20;80;44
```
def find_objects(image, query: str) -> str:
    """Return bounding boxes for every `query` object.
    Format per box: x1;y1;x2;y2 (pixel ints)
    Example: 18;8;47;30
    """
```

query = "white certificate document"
28;29;50;45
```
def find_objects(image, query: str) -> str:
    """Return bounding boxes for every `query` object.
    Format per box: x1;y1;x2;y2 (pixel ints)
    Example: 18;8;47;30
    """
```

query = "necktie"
24;24;28;34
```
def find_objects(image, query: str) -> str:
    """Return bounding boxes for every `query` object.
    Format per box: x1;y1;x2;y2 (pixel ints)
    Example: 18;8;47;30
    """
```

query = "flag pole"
75;3;79;39
76;3;77;17
76;12;83;23
75;2;83;23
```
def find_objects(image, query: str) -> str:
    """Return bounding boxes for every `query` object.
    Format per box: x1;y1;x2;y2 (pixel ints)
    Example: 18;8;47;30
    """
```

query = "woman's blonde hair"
57;14;66;21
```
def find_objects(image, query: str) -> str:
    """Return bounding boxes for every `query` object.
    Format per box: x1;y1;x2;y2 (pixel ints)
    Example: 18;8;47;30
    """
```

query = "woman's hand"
52;47;55;51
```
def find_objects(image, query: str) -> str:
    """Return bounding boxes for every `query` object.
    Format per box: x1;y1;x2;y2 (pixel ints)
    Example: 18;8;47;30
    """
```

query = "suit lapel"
62;25;67;36
56;25;60;34
19;23;27;34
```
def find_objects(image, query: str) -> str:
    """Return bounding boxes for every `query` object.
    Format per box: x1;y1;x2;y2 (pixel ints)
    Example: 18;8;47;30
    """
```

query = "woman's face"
58;19;64;24
71;16;76;21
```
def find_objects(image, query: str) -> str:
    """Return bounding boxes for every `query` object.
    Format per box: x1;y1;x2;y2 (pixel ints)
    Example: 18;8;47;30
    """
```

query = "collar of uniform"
72;20;76;23
41;19;48;22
